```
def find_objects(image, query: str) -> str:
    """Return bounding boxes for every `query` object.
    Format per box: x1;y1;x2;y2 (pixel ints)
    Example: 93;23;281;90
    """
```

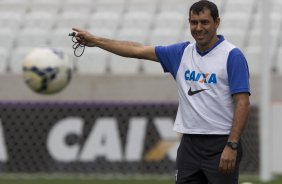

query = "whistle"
68;32;76;36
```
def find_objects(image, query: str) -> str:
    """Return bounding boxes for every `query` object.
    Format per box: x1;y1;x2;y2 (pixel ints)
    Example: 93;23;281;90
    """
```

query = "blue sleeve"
227;48;251;95
155;42;189;79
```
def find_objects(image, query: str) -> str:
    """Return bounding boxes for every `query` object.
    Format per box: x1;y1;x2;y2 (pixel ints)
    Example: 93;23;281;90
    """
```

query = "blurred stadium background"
0;0;282;183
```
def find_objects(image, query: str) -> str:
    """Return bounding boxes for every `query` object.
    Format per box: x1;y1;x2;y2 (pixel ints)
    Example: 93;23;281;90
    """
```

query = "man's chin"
196;39;207;45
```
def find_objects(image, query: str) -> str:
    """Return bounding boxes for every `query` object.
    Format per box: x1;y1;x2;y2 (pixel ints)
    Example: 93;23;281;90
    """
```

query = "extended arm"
218;93;250;174
72;28;158;62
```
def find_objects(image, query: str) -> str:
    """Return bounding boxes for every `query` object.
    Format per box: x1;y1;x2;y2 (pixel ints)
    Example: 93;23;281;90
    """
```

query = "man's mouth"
193;32;205;39
195;34;205;40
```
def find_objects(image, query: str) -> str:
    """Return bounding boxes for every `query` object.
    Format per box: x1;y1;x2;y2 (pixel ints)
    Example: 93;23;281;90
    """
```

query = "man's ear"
215;17;220;29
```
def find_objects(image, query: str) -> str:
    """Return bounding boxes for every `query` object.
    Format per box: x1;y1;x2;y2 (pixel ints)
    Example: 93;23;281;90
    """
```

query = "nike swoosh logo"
188;87;209;96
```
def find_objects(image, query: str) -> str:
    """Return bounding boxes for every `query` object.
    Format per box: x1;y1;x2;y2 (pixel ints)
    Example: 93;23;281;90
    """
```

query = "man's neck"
197;35;219;53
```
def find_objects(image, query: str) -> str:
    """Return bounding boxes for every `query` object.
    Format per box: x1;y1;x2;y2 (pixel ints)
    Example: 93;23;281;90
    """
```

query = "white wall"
0;74;281;103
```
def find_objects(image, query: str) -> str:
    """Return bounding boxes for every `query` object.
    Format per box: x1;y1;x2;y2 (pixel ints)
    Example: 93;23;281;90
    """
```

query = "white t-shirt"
155;35;250;135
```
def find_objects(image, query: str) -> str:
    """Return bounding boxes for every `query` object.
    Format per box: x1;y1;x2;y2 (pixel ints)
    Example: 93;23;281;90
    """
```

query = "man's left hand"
218;146;237;174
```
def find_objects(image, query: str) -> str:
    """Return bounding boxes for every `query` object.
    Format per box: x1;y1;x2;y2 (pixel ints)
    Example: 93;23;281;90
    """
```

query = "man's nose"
195;23;203;31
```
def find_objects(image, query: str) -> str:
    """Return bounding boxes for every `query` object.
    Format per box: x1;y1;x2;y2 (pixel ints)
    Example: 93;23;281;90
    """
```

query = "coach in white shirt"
71;0;250;183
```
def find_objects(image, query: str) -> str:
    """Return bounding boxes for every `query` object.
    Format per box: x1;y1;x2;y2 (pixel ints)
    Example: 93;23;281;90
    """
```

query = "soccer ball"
22;48;73;94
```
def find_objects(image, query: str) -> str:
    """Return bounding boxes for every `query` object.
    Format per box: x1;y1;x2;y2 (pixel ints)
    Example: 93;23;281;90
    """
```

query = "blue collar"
196;35;225;56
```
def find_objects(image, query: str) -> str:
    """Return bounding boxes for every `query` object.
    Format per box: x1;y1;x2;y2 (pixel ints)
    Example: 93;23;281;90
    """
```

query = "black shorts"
175;134;242;184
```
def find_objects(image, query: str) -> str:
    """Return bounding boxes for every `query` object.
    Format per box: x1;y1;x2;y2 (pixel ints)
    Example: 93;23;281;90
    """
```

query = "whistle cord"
71;36;85;57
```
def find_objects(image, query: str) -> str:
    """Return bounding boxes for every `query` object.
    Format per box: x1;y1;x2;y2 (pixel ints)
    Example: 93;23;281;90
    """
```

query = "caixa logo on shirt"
184;70;217;84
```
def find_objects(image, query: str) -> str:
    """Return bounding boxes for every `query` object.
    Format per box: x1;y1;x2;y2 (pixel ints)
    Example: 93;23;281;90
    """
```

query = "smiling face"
189;8;220;52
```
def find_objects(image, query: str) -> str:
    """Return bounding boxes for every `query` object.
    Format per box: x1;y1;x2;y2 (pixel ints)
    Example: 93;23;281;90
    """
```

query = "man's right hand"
72;28;97;47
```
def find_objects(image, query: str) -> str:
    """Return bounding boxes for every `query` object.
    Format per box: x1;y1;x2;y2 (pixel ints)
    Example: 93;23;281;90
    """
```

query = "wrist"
226;141;239;151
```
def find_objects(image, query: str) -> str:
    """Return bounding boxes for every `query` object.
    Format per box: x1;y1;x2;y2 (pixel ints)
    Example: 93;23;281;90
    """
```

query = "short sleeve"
227;48;251;95
155;42;189;79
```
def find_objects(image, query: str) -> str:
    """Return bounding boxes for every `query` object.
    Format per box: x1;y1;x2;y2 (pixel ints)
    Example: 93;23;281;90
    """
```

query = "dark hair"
189;0;219;21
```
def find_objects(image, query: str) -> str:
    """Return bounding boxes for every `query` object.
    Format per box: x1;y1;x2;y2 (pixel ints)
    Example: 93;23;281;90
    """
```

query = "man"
72;0;250;183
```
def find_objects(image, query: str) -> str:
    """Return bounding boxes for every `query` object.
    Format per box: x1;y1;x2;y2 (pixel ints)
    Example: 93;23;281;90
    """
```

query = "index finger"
72;28;84;33
72;28;85;38
218;160;224;173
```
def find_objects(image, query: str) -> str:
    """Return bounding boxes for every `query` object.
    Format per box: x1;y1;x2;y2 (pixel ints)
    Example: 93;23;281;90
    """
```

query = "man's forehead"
190;8;212;19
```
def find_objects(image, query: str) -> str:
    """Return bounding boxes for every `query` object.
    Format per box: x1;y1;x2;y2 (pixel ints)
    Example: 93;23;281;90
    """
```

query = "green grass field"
0;176;282;184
